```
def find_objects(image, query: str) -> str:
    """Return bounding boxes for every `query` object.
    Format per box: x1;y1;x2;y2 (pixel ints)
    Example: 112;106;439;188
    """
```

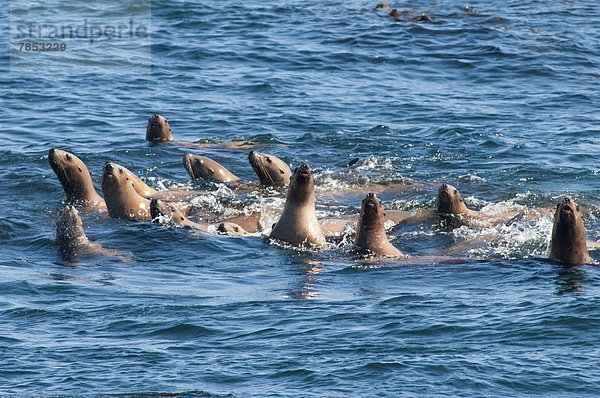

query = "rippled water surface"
1;0;600;396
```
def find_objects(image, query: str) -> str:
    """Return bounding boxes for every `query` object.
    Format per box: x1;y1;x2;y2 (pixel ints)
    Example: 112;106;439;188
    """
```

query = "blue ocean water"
1;0;599;396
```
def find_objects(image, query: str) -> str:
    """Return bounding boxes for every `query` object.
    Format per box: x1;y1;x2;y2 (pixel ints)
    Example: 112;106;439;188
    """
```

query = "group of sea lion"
49;114;597;266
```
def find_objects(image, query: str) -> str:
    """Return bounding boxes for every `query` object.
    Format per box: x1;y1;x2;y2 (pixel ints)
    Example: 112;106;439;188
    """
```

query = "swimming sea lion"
101;162;151;220
114;163;160;198
548;198;595;265
436;184;479;217
355;193;407;257
146;114;173;143
217;222;260;237
56;205;117;261
183;153;240;183
389;8;432;22
48;149;106;211
374;3;389;9
248;151;292;187
269;164;326;249
145;114;265;149
150;199;208;230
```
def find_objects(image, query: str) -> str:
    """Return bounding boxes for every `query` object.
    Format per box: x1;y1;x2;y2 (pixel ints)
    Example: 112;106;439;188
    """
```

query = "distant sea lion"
56;205;120;262
355;193;407;257
48;149;106;212
145;114;271;149
374;3;389;9
101;162;151;221
389;8;433;22
269;164;326;249
248;151;292;188
183;153;240;183
548;198;595;265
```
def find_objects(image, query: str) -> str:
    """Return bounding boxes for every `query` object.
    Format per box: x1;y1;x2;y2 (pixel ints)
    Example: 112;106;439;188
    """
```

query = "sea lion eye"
454;189;458;195
234;226;239;232
266;158;272;163
118;168;123;174
66;154;72;161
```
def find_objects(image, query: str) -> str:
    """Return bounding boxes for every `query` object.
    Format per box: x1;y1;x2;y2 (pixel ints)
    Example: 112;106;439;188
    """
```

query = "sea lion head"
183;153;239;182
248;151;291;187
374;3;389;9
436;184;470;215
146;114;173;143
48;149;98;203
550;198;591;265
150;199;188;225
217;222;251;236
358;193;386;230
56;205;86;260
554;197;581;226
288;163;315;203
102;161;132;192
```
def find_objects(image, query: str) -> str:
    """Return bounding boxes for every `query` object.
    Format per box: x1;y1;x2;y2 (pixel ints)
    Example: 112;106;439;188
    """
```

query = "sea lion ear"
279;169;285;174
77;167;83;172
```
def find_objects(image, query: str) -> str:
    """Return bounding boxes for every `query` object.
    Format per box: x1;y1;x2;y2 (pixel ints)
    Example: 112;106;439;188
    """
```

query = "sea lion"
374;3;389;9
548;198;595;265
389;8;433;22
150;199;208;230
269;164;326;249
146;114;265;149
217;222;260;237
48;149;106;211
183;153;240;183
354;193;408;258
436;184;479;217
248;151;292;187
116;163;159;198
116;161;205;201
146;114;173;143
101;162;151;221
56;205;120;262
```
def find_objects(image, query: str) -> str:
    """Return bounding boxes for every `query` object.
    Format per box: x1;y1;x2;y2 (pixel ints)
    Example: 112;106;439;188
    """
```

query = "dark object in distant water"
374;3;389;9
463;6;480;14
346;157;360;167
412;13;433;23
389;8;433;23
548;198;595;265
